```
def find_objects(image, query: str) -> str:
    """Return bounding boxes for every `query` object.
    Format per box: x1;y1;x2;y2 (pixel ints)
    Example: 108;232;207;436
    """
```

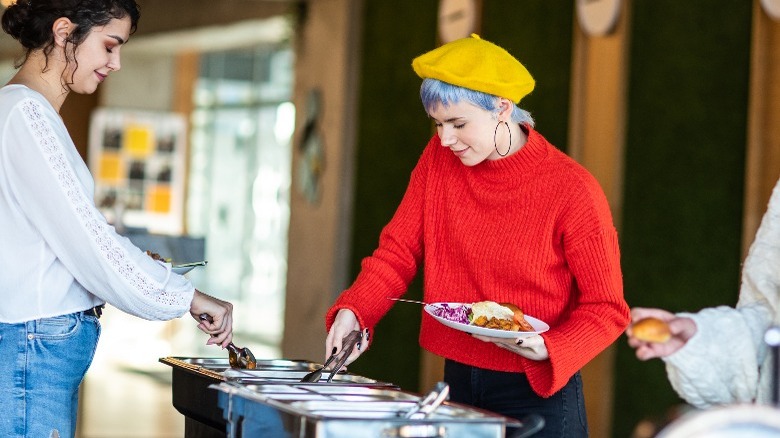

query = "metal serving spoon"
199;314;256;369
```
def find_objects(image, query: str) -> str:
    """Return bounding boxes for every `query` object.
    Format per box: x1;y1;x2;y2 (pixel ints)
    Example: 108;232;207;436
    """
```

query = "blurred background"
0;0;778;437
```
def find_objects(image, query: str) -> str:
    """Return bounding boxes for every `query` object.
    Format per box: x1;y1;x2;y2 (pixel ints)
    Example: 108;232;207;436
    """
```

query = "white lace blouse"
0;85;194;323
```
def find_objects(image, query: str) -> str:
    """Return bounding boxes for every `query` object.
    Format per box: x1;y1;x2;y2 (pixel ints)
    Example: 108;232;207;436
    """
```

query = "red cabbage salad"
430;303;472;325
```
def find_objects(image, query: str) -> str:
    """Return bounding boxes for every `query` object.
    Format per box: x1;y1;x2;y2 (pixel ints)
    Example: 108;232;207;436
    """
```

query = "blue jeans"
444;359;588;438
0;311;101;438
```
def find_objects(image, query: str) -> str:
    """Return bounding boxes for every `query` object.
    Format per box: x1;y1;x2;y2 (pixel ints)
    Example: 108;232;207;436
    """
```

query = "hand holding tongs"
199;314;257;369
300;329;363;383
326;329;363;382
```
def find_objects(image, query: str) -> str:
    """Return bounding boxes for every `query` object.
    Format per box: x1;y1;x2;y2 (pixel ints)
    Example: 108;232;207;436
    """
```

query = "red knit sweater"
326;128;630;397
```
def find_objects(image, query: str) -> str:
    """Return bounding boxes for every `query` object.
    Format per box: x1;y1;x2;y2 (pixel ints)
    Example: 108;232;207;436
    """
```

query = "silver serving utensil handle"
173;260;208;268
404;382;449;419
765;326;780;406
388;297;445;311
507;414;546;438
388;297;430;306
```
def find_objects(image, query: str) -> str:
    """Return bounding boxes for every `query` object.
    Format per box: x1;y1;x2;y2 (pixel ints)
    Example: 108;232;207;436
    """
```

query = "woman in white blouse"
0;1;233;437
627;178;780;408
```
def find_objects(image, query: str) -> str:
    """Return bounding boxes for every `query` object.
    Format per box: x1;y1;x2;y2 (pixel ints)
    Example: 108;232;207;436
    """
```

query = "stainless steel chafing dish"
160;356;539;438
160;356;399;437
212;381;514;438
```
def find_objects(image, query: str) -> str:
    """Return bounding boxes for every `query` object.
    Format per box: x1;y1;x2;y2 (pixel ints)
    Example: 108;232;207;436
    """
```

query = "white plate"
424;302;550;339
172;261;207;275
172;265;195;275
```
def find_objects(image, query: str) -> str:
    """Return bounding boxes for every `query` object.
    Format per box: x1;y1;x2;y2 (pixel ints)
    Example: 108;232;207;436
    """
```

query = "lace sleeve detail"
21;98;191;311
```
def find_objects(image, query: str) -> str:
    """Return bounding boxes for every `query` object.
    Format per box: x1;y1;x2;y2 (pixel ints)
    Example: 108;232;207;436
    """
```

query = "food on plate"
430;303;471;325
469;301;535;332
470;300;515;330
429;300;536;333
145;250;172;263
631;317;671;343
501;302;536;332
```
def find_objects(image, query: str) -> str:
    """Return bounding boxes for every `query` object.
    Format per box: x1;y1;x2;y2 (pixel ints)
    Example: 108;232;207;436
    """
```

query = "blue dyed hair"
420;78;535;127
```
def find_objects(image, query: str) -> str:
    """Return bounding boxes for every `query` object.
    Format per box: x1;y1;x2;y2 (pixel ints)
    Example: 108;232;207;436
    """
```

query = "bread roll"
632;317;671;343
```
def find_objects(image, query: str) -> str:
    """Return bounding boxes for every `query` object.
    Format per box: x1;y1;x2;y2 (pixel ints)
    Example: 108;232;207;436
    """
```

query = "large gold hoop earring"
494;121;512;157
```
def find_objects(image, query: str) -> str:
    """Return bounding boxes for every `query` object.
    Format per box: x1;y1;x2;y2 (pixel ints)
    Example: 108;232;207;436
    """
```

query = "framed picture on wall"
88;108;187;235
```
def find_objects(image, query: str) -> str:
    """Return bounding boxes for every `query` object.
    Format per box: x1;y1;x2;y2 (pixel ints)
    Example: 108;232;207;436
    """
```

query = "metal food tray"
161;356;527;438
159;356;325;435
221;384;419;402
160;356;401;437
161;356;320;376
212;382;511;438
222;368;396;387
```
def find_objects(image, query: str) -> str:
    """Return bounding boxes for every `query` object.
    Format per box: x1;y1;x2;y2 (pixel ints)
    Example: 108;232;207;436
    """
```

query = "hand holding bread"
626;307;697;360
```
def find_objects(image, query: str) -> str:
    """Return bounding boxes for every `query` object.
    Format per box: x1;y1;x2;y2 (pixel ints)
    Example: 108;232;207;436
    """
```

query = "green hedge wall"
613;1;752;436
344;2;438;391
481;2;574;150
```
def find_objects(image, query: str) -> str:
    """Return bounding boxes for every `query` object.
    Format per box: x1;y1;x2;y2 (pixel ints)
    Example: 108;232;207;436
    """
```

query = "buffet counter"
160;356;535;438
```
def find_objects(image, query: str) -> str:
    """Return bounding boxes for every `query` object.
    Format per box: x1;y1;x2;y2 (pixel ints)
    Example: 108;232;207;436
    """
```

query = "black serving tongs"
300;330;363;383
199;314;257;369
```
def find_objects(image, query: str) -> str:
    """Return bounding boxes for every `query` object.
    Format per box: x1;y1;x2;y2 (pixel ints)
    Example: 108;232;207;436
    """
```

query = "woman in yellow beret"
324;34;630;437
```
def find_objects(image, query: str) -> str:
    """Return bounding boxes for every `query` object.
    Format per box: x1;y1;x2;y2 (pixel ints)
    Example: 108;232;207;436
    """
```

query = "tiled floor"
76;309;191;438
77;359;184;438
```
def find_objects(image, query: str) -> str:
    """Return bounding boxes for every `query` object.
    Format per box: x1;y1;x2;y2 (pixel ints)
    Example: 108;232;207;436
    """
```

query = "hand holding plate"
473;333;549;360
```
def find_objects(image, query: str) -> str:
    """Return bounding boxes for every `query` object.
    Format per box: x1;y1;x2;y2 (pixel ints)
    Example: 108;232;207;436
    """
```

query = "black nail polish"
357;342;362;351
331;346;337;354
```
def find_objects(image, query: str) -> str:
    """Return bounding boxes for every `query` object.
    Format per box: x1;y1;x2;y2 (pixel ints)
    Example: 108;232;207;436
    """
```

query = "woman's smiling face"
428;100;501;166
64;16;131;95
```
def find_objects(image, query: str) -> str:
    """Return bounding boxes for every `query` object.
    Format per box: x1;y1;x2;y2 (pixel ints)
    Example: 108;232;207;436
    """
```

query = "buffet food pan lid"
160;356;396;388
232;384;419;402
285;400;504;421
222;368;396;387
160;356;319;372
212;382;507;424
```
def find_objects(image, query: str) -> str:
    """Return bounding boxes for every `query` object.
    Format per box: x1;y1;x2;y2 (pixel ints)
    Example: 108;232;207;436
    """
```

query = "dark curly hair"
1;0;140;70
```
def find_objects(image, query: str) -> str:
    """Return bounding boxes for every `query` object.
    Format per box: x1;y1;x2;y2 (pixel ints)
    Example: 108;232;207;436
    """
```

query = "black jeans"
444;359;588;438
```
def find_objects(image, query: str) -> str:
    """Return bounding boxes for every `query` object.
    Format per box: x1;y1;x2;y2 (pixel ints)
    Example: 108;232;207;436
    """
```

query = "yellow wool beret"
411;34;535;104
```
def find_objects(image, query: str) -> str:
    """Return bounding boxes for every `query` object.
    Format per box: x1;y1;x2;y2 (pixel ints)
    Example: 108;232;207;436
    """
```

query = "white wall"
100;53;175;111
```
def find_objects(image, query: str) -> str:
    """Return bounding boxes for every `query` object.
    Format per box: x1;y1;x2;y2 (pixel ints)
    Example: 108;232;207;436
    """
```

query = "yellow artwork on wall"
124;124;154;158
146;185;172;214
89;109;187;235
97;153;123;183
